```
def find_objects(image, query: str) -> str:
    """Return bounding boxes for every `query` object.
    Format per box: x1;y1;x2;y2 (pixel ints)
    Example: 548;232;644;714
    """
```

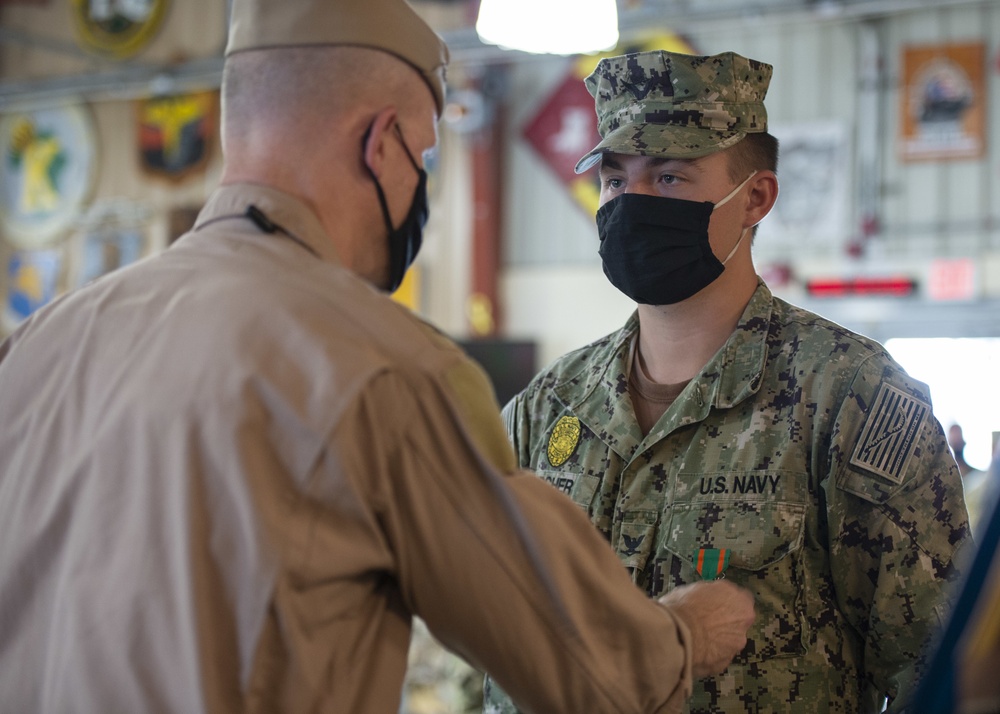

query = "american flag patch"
850;383;929;484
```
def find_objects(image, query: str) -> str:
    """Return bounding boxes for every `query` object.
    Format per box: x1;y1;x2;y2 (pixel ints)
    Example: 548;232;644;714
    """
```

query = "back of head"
220;0;449;169
222;45;418;142
575;50;773;174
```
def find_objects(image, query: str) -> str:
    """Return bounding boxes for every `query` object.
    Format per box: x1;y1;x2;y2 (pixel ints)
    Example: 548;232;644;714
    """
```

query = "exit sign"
928;258;976;301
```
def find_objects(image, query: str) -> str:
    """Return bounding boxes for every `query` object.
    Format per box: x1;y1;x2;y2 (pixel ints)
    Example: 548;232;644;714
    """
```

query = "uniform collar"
194;183;342;265
553;313;642;459
552;280;774;457
702;278;772;410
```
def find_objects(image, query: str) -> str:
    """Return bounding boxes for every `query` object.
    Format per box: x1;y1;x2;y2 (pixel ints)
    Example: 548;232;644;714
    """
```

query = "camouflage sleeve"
500;391;533;467
483;673;525;714
826;354;971;708
500;394;520;448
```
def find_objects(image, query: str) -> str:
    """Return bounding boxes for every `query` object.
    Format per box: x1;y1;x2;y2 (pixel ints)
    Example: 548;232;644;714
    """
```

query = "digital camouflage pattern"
402;619;482;714
575;50;772;173
484;280;970;714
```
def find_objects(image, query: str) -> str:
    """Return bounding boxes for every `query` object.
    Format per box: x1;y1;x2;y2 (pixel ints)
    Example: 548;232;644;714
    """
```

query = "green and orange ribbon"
694;548;730;581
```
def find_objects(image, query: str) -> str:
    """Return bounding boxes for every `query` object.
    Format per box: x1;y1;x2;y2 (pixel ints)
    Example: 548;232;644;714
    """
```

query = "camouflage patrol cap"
226;0;449;113
575;50;771;173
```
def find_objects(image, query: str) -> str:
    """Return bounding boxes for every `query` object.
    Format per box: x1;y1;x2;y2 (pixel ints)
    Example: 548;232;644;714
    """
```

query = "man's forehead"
598;154;705;172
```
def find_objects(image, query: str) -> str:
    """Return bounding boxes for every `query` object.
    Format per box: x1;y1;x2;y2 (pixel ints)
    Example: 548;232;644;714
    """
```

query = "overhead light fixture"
476;0;619;56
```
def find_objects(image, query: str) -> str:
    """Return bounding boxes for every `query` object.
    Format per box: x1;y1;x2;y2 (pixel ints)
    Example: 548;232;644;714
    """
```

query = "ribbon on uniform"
694;548;730;581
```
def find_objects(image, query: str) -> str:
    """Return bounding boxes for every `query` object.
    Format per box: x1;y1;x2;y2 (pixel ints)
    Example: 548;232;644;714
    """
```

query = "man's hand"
658;580;756;679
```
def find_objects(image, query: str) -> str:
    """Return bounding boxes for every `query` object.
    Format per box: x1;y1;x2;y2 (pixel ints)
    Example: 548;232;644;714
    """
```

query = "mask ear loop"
362;120;396;232
722;227;749;265
714;170;758;266
713;170;758;209
393;123;422;172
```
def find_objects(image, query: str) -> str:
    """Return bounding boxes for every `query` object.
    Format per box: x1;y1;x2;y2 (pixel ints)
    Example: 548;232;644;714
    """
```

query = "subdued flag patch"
850;383;929;484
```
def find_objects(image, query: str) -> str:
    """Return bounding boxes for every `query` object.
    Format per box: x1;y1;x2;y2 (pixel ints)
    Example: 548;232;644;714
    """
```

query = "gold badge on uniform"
546;415;581;467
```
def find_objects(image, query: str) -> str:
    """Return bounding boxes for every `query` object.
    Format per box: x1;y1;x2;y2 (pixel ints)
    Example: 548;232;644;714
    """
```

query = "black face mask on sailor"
364;122;429;293
595;171;756;305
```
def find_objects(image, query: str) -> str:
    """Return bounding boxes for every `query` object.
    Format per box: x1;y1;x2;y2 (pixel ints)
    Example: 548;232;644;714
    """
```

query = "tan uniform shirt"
0;184;693;714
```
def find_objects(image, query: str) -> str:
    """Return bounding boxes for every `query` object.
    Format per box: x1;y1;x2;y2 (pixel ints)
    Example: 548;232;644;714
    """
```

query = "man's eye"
604;177;623;189
659;174;677;184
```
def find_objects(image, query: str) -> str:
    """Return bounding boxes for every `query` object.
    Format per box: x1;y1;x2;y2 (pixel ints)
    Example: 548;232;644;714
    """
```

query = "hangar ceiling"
0;0;989;105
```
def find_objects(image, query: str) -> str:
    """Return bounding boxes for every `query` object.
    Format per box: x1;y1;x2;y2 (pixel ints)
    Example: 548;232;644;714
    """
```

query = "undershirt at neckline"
627;337;691;437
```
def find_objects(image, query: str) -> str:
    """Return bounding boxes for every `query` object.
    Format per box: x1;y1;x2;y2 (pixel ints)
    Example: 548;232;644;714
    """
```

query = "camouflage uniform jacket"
485;280;970;714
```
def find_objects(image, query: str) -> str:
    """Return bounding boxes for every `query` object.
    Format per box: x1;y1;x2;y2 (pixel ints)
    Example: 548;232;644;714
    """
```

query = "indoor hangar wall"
0;0;229;335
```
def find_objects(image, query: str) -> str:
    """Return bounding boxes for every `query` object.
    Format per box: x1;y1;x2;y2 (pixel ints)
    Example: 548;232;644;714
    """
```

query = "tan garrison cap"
575;50;771;173
226;0;450;113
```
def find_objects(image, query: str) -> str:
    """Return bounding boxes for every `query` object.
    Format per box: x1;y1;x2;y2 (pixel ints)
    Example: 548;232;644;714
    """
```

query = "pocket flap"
663;500;806;572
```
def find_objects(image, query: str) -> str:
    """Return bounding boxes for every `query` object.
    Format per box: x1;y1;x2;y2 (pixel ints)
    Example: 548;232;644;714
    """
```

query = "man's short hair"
727;132;779;183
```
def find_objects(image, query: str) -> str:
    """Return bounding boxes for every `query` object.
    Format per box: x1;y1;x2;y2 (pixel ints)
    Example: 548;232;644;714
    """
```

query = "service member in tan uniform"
0;3;757;714
484;50;971;714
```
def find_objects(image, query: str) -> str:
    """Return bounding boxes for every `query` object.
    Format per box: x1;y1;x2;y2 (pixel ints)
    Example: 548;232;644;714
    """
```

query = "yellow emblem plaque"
72;0;169;59
546;416;581;468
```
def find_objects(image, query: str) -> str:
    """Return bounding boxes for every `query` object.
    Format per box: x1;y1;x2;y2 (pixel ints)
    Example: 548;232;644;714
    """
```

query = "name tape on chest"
850;382;929;484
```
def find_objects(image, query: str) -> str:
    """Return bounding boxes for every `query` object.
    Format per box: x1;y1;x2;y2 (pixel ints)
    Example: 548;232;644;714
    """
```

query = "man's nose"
625;181;658;196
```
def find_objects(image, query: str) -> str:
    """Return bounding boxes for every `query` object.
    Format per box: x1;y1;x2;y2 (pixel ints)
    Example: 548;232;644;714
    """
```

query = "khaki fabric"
0;184;692;713
225;0;449;112
487;280;971;714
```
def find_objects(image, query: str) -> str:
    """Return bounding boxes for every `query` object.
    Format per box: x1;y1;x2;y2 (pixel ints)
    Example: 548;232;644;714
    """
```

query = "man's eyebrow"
598;156;702;172
600;156;624;171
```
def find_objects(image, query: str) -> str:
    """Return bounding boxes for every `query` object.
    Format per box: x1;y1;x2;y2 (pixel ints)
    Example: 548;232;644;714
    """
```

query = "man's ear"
362;107;398;180
745;170;779;228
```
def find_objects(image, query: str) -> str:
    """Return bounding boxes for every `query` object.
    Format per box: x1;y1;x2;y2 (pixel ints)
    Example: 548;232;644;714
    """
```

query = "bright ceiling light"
476;0;619;56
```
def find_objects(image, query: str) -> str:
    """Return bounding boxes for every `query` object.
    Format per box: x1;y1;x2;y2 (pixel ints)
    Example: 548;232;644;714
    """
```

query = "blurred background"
2;1;999;709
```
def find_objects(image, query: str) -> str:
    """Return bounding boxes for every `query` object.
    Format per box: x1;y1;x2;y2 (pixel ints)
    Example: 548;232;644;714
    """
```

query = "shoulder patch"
547;416;581;467
850;382;929;484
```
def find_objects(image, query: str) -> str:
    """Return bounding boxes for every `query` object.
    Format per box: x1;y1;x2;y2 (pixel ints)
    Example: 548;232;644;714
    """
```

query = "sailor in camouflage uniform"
483;50;970;714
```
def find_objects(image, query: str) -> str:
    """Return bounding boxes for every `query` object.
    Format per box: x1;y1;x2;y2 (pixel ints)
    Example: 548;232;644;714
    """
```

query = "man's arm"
352;362;753;713
500;390;529;461
826;358;971;708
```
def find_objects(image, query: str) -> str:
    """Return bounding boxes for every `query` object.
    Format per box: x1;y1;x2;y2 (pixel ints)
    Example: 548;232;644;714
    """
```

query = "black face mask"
595;172;755;305
596;194;720;305
365;123;428;292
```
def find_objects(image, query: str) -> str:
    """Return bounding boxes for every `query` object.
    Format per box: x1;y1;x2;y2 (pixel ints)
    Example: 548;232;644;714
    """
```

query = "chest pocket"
536;469;600;514
659;496;808;663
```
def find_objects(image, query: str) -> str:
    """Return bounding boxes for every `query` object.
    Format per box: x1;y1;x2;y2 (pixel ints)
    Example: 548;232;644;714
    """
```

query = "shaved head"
221;46;431;153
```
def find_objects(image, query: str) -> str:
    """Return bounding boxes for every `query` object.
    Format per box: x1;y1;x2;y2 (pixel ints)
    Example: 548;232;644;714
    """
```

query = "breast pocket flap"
663;500;806;573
